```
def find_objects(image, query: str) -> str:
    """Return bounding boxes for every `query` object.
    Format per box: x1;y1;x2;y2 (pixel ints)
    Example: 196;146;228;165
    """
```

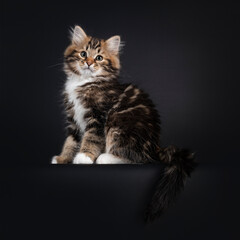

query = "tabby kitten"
51;26;195;221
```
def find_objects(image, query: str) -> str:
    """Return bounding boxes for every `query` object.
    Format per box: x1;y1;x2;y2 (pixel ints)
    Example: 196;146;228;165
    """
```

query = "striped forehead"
85;37;102;53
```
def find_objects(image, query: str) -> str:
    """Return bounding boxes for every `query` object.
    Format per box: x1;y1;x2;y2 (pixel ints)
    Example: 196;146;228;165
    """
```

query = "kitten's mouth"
83;67;94;72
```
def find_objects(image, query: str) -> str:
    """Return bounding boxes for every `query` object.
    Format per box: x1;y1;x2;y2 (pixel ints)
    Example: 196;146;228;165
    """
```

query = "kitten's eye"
80;51;87;58
95;55;103;61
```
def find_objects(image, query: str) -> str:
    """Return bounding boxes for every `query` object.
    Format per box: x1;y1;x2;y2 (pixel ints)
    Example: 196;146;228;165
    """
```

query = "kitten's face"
64;26;121;79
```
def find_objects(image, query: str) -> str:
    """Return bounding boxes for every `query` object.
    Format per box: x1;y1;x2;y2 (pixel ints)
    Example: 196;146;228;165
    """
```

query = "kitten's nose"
86;57;94;66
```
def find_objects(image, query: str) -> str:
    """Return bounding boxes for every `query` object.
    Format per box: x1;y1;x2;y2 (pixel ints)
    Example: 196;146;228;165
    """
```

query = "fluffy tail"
145;145;196;222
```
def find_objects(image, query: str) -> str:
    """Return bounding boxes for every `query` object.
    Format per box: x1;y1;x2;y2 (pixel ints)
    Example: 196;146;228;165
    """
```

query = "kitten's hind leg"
51;135;79;164
96;153;130;164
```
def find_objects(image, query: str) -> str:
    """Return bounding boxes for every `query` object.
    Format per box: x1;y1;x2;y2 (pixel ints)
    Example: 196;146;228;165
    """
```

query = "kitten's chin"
80;68;94;77
82;68;103;78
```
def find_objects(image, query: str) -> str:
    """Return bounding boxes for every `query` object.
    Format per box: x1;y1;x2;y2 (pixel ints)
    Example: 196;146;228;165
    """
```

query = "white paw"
96;153;126;164
73;153;93;164
51;156;58;164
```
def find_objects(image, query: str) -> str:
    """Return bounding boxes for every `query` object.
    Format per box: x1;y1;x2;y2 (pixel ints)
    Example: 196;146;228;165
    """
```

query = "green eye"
80;51;87;58
95;55;103;61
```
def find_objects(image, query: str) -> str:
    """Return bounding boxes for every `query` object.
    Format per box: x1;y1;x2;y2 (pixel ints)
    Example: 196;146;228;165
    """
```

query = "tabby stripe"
94;43;101;49
67;127;81;142
67;64;80;75
88;128;104;137
85;121;102;130
65;56;80;62
85;139;102;145
116;104;149;115
67;116;74;122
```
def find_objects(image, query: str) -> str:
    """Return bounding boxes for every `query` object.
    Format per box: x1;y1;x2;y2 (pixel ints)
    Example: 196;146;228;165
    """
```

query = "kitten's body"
52;26;195;221
61;76;161;164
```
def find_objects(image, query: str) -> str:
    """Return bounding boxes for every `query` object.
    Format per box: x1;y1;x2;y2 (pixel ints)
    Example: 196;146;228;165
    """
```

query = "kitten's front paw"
96;153;126;164
73;153;93;164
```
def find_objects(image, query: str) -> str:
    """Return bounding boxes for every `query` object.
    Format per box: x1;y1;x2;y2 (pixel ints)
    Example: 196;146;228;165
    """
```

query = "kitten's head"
64;25;122;79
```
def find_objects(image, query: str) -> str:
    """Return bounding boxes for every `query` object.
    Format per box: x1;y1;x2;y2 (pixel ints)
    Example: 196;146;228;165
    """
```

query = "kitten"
51;26;196;221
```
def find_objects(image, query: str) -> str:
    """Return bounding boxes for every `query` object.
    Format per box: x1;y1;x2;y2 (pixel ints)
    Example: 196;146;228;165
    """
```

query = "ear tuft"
105;35;122;55
71;25;87;45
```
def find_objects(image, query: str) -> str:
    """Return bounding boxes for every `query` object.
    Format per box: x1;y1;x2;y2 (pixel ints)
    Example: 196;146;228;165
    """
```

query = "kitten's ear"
105;36;121;55
71;25;87;45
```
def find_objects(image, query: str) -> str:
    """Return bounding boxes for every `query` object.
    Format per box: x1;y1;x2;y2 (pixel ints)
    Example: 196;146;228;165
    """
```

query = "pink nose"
86;58;94;66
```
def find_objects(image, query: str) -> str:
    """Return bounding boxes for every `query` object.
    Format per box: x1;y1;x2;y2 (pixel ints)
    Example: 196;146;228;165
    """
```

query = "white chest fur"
65;75;92;133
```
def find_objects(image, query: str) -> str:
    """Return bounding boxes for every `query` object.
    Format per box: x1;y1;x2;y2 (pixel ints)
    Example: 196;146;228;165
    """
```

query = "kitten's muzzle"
86;57;94;66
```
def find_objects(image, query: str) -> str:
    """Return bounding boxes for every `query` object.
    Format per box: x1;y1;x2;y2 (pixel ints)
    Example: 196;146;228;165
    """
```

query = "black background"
1;0;239;239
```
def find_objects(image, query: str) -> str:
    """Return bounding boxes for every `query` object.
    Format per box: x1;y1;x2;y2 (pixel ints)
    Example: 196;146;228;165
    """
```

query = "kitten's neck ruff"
66;73;93;87
66;72;118;86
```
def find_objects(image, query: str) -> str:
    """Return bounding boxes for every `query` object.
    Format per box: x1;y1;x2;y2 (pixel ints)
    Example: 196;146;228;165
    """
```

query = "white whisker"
46;63;63;69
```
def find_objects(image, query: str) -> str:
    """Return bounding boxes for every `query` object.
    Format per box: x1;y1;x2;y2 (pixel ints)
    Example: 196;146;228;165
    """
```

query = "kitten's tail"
145;145;196;222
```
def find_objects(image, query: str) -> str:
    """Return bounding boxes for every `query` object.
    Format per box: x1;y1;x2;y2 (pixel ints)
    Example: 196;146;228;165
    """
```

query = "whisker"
46;63;64;69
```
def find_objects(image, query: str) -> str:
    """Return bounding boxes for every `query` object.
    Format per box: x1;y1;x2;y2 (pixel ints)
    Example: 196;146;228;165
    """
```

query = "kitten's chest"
65;79;89;133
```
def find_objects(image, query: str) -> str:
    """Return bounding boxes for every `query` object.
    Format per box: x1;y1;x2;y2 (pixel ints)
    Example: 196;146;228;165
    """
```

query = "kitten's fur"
52;26;196;221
